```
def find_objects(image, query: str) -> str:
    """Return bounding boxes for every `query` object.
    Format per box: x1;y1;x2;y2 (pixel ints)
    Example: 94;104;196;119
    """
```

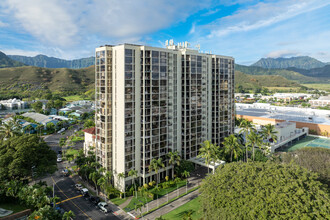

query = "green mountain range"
252;56;328;69
287;65;330;78
235;64;330;84
235;71;301;90
0;51;26;68
8;54;95;69
0;66;94;94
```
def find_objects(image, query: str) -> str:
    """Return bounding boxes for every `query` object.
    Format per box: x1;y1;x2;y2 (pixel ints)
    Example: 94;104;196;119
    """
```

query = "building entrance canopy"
188;157;226;173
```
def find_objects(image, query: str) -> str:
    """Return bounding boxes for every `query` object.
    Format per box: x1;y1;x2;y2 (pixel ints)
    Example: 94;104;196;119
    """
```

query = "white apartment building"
0;98;27;110
94;41;234;191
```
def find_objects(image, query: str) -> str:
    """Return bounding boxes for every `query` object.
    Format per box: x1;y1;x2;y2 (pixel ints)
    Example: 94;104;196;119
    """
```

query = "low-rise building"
83;127;96;155
22;112;58;126
309;96;330;107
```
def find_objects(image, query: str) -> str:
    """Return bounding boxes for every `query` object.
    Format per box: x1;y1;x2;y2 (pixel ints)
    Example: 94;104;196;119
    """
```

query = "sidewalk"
129;172;203;218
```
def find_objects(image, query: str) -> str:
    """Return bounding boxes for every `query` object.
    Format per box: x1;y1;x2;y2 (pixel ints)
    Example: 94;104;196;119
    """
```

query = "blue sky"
0;0;329;64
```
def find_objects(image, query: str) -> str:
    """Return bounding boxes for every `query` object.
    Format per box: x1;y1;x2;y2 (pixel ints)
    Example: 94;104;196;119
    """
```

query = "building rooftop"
83;127;95;135
236;103;330;125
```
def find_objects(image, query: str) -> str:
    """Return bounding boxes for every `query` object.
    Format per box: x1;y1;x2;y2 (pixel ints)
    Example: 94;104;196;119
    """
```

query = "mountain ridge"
0;51;26;68
8;54;95;69
251;56;327;69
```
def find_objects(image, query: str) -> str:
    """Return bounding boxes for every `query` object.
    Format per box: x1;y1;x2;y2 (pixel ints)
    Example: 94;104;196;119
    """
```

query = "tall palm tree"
97;176;107;201
239;120;255;162
198;140;213;173
182;170;190;193
261;124;278;144
149;158;164;185
0;121;20;139
89;172;100;195
128;169;138;198
167;151;181;178
223;134;243;162
247;132;263;161
117;172;126;198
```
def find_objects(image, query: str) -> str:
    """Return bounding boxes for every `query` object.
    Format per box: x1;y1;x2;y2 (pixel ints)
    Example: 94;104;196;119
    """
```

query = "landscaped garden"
162;197;202;220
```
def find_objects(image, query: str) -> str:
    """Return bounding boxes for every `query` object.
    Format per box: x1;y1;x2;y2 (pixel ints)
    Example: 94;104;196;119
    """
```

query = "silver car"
98;202;108;213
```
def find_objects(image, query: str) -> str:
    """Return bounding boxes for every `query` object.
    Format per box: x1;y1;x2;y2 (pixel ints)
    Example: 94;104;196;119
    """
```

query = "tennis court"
281;136;330;152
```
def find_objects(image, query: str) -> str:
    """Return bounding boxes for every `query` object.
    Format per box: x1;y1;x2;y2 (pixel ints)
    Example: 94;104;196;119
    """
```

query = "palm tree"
223;134;243;162
198;140;213;173
97;176;107;201
247;132;263;161
0;121;20;139
36;124;44;136
128;169;138;198
89;172;100;195
149;158;165;185
24;124;34;134
182;170;190;193
239;120;255;162
167;151;181;178
117;172;125;198
62;210;75;220
261;124;278;144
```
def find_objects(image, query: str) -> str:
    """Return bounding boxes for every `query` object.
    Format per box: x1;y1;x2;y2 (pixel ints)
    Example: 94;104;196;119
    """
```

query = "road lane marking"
56;195;83;204
51;177;93;220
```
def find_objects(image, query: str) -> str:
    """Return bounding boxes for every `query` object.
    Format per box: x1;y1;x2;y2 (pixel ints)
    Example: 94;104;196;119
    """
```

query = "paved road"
41;124;122;219
43;124;83;154
46;162;120;220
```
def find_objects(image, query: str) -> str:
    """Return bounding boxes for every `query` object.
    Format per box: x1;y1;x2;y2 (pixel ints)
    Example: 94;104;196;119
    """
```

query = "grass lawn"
265;87;301;92
124;180;187;211
111;197;129;206
71;136;84;142
0;201;28;214
301;83;330;91
66;148;79;155
63;95;90;102
162;196;202;220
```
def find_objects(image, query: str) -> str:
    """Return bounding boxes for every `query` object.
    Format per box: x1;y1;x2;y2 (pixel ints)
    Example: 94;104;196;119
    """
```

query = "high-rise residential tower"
93;41;234;191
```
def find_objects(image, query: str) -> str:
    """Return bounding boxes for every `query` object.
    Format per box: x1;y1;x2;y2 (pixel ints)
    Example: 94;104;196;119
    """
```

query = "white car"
57;158;62;162
80;188;89;196
75;184;82;190
98;202;108;213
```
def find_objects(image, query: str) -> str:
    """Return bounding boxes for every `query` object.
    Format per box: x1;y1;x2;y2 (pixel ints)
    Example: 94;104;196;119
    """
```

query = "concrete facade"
94;42;234;191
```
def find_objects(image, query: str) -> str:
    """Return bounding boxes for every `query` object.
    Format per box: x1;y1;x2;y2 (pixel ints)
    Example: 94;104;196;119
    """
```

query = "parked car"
89;196;100;205
80;188;89;197
57;158;62;163
57;154;62;158
75;184;82;190
98;202;109;213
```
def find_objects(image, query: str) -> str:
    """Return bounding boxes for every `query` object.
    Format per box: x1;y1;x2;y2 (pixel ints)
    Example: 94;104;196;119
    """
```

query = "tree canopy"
280;147;330;186
0;135;57;180
200;162;330;219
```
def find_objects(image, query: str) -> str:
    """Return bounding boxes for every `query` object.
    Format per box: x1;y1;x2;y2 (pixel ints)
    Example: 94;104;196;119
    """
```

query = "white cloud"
206;0;330;38
266;50;301;58
2;49;42;57
1;0;212;50
0;20;7;27
2;0;78;47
